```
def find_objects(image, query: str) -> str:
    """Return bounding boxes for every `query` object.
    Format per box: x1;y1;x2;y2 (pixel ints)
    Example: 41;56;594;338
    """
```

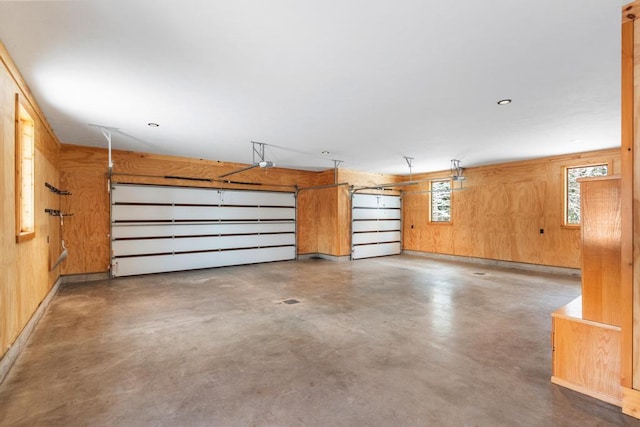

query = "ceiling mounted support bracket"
89;123;119;193
332;159;343;184
218;141;275;178
89;123;118;170
251;141;266;164
450;159;465;181
404;156;414;181
102;128;113;171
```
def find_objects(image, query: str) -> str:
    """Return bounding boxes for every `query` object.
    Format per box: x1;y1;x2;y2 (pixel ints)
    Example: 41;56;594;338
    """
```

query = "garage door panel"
352;231;401;245
114;246;297;277
112;185;295;207
112;185;223;205
113;234;295;256
352;243;401;260
352;208;401;220
112;222;295;239
112;205;295;221
111;184;296;277
352;194;401;209
352;193;401;260
352;220;401;233
220;191;295;206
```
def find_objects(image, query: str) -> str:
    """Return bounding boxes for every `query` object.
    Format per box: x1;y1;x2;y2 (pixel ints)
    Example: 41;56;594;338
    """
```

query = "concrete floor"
1;255;638;426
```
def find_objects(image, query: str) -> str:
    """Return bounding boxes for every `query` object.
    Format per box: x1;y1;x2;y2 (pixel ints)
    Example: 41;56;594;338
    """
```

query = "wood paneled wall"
298;186;341;256
61;144;618;269
297;168;399;258
403;149;620;268
337;169;401;188
60;145;339;273
337;169;399;257
1;43;61;360
580;177;622;327
621;4;640;410
297;184;352;257
60;147;406;268
621;5;634;392
59;146;111;274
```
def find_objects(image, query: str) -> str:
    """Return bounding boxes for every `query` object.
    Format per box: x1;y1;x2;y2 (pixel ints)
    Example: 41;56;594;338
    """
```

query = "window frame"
15;94;36;243
563;162;609;227
429;179;452;224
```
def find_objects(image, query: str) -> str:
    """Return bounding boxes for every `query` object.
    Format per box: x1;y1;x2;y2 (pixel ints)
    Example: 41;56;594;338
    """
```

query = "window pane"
16;102;35;239
431;180;451;222
566;165;608;225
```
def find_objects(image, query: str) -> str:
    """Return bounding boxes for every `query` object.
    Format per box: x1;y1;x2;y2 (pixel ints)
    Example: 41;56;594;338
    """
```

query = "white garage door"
351;193;401;260
111;184;296;277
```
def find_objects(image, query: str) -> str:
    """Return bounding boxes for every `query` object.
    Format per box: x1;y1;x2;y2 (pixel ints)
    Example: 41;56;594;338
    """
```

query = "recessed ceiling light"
497;99;512;105
322;151;330;154
148;122;159;127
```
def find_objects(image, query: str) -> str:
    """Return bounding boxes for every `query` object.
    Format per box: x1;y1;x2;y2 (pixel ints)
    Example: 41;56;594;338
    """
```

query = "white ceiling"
0;0;626;175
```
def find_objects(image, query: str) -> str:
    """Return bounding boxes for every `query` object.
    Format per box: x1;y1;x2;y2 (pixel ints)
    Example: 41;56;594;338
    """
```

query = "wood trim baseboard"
0;277;62;385
297;253;351;262
402;250;581;276
62;272;110;283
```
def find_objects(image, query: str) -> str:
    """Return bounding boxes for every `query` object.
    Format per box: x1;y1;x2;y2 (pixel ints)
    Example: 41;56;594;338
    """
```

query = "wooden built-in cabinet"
551;176;622;406
552;2;640;418
552;299;622;405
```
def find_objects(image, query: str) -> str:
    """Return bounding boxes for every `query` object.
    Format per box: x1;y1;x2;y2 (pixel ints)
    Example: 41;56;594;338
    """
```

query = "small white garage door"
111;184;296;277
351;193;401;260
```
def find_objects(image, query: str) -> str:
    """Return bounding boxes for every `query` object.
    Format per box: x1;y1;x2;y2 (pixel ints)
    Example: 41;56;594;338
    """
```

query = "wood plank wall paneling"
108;148;339;190
621;2;640;414
295;185;353;257
580;177;622;327
337;185;352;256
403;149;621;268
621;12;634;390
338;168;401;188
296;189;319;254
338;169;400;257
316;187;340;255
634;13;640;390
296;170;336;256
60;146;111;274
60;144;339;273
1;43;61;360
298;184;352;257
61;144;620;272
